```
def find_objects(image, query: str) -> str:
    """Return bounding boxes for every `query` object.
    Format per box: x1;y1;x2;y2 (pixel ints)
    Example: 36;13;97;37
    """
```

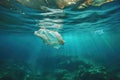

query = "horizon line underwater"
0;0;120;80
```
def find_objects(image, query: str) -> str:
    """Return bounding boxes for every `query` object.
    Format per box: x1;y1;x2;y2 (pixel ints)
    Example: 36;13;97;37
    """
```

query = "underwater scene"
0;0;120;80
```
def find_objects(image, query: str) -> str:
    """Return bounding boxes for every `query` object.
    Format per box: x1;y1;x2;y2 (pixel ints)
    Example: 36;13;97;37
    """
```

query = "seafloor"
0;55;120;80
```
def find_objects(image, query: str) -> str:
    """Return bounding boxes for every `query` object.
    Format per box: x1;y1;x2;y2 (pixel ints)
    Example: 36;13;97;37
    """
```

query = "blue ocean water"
0;0;120;80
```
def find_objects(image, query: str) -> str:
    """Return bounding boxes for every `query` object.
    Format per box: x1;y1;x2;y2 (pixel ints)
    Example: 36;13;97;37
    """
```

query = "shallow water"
0;0;120;80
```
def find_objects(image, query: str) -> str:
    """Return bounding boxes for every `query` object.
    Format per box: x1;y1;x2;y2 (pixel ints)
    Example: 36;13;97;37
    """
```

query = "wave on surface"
0;0;120;33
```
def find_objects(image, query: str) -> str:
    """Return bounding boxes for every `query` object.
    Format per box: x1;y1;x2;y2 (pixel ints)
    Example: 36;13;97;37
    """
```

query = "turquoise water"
0;0;120;80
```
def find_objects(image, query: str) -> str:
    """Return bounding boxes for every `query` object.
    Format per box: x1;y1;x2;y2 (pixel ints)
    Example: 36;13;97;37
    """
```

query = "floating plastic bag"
34;28;64;49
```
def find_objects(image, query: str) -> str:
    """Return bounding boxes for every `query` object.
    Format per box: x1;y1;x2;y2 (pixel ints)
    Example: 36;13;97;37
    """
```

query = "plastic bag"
34;28;64;49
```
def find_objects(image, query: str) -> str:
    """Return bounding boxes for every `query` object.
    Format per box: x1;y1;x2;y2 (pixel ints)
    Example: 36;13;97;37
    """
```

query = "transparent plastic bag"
34;28;64;49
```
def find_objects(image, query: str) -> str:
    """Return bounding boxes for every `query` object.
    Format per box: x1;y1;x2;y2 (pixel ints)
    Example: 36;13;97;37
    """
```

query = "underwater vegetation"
0;55;120;80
